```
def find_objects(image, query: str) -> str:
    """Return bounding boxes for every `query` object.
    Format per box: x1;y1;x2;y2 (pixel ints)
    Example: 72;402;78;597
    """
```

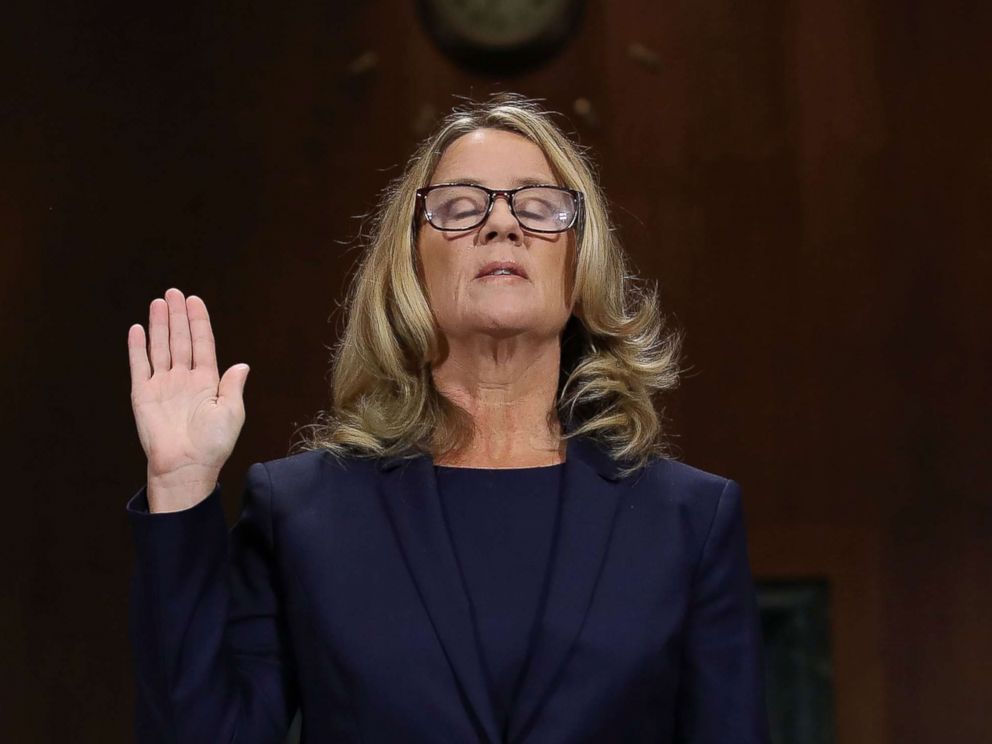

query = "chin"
447;299;565;339
475;312;558;339
473;303;537;330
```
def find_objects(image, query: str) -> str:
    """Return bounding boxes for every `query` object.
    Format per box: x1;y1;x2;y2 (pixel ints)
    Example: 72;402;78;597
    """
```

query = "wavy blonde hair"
293;92;681;475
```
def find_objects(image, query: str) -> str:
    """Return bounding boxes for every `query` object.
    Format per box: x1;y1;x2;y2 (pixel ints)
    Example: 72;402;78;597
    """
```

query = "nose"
481;193;522;244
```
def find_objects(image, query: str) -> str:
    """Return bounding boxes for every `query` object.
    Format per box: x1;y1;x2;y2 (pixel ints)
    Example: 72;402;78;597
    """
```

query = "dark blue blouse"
434;463;564;734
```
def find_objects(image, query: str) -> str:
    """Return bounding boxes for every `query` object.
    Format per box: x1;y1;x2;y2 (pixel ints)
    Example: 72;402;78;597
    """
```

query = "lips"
475;261;528;279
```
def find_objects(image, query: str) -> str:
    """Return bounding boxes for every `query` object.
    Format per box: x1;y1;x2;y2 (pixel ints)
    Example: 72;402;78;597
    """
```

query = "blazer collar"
377;433;627;744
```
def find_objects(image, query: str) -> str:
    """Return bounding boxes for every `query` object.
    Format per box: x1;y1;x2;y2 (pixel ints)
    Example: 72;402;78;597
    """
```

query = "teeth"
490;268;513;275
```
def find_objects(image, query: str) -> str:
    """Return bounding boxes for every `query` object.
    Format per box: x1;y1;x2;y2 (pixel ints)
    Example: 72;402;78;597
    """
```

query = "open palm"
128;288;249;486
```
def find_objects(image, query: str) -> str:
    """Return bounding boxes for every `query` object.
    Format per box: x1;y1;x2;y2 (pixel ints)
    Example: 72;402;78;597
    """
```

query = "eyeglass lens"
424;186;577;232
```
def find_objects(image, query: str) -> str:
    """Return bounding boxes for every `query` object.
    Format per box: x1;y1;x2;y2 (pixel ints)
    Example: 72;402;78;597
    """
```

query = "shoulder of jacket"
632;456;735;509
254;448;381;495
632;458;742;558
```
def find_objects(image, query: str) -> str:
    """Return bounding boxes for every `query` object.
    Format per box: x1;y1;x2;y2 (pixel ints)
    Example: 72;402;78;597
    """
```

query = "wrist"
146;468;220;513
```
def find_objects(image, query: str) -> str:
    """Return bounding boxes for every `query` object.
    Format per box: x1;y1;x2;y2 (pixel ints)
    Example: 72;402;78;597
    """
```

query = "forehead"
431;128;557;186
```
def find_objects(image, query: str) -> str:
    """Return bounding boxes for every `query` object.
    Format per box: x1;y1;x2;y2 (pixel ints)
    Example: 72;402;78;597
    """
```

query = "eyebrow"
442;176;557;187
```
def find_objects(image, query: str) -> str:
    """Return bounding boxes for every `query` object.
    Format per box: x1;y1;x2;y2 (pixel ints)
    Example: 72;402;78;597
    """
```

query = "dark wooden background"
4;1;989;741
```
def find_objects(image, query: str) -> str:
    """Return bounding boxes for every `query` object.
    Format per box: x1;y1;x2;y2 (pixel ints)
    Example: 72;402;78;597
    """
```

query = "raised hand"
128;288;250;512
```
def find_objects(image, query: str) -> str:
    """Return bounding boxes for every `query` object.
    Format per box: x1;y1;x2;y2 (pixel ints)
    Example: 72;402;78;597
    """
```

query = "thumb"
219;363;250;402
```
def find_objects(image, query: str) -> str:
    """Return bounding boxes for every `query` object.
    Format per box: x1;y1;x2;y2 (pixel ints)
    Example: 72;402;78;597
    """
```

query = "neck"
431;333;564;468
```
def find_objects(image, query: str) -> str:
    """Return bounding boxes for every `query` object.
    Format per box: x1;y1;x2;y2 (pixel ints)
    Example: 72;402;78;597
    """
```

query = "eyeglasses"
415;183;584;234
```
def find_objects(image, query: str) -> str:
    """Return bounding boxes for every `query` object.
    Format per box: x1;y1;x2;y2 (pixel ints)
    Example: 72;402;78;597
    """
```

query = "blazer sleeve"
673;479;771;743
126;462;298;744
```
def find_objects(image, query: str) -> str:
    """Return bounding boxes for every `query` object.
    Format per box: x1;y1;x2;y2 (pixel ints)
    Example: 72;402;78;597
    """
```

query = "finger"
148;298;171;373
219;363;250;408
165;287;192;369
187;295;218;374
127;323;151;388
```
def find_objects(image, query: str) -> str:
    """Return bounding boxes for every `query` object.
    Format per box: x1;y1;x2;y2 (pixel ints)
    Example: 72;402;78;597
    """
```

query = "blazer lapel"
377;453;502;744
506;435;626;744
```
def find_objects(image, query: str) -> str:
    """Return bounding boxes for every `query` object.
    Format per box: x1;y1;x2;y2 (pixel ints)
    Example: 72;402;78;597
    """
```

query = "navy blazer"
127;435;770;743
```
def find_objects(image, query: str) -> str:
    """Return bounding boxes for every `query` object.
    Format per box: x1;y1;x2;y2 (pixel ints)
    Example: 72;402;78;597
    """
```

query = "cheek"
538;243;572;307
418;241;464;315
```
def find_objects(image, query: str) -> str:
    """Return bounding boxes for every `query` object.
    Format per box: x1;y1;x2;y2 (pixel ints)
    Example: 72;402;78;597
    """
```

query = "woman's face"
416;128;575;343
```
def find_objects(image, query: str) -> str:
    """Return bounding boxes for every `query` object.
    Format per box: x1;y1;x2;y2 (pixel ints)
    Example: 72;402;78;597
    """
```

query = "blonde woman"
126;93;770;743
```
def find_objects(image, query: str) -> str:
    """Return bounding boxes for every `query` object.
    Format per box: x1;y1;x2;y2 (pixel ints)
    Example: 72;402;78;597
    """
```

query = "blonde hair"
293;92;681;475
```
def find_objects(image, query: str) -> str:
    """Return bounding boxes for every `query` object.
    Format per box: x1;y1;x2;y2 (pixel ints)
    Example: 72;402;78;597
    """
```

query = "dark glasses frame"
414;182;585;234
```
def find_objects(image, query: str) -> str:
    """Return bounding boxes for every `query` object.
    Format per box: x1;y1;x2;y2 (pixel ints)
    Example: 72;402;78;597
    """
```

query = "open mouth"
476;262;528;280
478;270;523;279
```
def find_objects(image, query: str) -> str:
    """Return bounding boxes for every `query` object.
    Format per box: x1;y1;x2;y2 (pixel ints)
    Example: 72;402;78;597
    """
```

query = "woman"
126;93;770;743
